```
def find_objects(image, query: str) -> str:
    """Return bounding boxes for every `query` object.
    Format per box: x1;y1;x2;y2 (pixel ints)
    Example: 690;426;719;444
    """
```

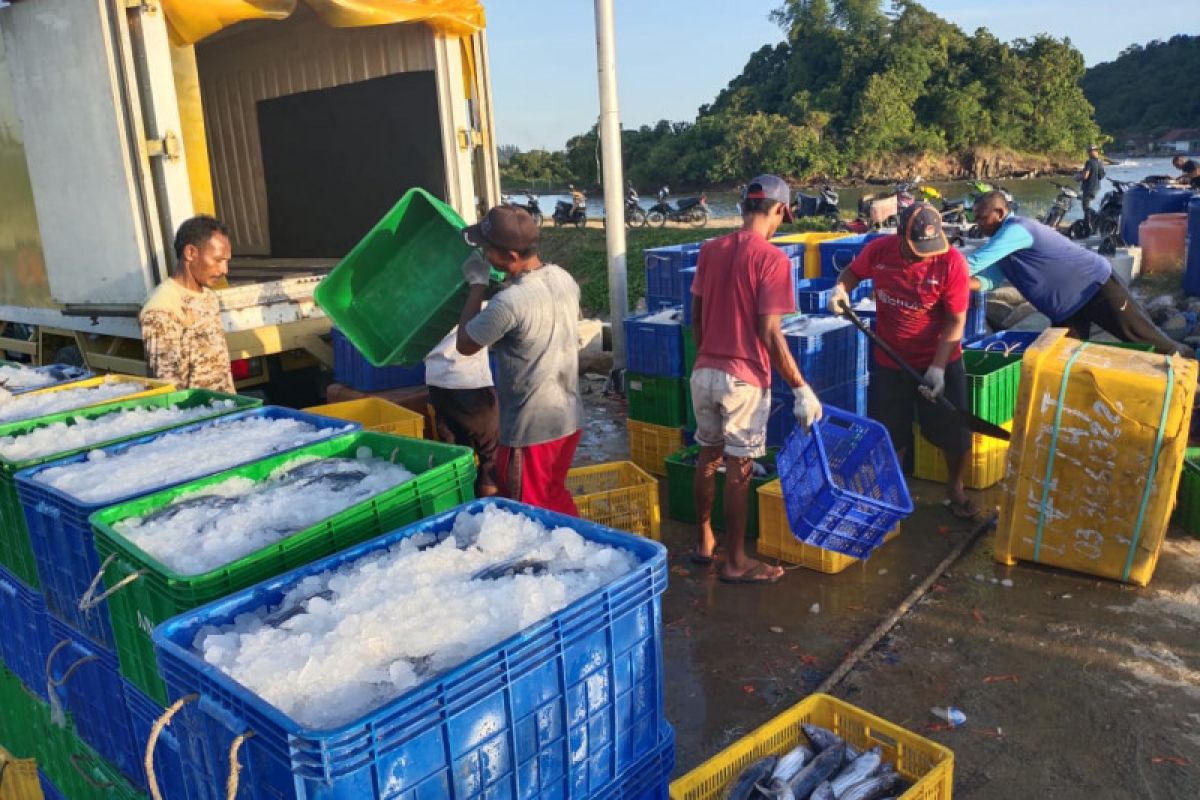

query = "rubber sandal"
688;550;714;565
943;498;980;520
718;563;783;585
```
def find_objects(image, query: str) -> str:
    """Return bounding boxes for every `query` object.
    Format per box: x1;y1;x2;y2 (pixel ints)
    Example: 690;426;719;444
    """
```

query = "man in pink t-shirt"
689;175;823;584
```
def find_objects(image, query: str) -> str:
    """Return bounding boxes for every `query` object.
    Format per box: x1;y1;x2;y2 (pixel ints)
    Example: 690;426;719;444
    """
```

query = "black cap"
898;203;949;258
463;206;539;252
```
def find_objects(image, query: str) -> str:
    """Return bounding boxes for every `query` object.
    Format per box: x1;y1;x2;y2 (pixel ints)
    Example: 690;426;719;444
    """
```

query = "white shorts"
689;367;770;458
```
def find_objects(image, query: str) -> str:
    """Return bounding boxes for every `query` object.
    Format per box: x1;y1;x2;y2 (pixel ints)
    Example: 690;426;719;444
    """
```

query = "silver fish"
838;771;903;800
830;747;882;796
725;755;778;800
809;781;835;800
801;723;844;753
771;745;814;782
786;743;844;799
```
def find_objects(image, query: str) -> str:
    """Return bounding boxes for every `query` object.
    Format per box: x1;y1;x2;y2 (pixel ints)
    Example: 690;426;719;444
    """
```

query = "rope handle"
146;694;255;800
45;638;99;727
69;753;114;789
79;553;146;612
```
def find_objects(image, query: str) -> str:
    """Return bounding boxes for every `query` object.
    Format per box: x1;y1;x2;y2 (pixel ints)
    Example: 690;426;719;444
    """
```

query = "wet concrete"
576;391;1200;797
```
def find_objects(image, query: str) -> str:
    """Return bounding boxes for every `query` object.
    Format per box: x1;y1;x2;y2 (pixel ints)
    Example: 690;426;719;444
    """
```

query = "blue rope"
1034;342;1090;562
1123;355;1175;582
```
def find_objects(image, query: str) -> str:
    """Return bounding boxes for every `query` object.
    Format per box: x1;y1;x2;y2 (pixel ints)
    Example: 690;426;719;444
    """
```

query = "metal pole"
593;0;627;383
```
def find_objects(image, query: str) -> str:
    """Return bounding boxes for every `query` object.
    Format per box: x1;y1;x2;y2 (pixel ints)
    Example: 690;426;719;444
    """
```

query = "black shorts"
427;385;499;490
867;359;971;456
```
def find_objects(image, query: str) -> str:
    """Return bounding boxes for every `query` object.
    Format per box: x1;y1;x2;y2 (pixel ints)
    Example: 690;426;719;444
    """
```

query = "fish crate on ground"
962;349;1021;425
0;566;51;701
566;461;661;540
90;431;475;705
665;446;777;537
626;373;688;428
771;314;865;393
303;396;425;438
668;693;953;800
15;407;354;648
0;389;258;589
624;310;685;377
766;378;869;448
995;330;1198;585
912;421;1014;490
777;408;913;559
757;481;900;573
0;746;40;800
1174;447;1200;536
331;328;426;391
150;498;668;800
627;419;685;477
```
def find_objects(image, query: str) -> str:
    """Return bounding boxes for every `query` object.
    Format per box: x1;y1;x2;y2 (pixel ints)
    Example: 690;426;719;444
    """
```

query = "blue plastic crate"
772;314;863;393
680;267;697;324
15;407;358;648
601;724;674;800
624;311;684;377
332;328;426;391
766;379;868;447
966;289;988;338
794;278;836;313
2;363;92;396
643;245;700;302
38;772;65;800
964;330;1039;356
776;407;912;558
151;497;669;800
0;565;51;700
125;679;189;798
818;233;887;278
44;614;138;785
851;279;873;302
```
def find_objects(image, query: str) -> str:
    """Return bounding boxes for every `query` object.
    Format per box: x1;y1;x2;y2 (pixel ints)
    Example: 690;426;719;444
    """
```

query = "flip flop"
943;498;981;520
718;563;783;585
688;548;718;565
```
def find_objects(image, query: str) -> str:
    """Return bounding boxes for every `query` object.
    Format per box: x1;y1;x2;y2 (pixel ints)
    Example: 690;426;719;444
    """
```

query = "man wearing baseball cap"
456;205;583;515
831;202;978;519
689;174;823;584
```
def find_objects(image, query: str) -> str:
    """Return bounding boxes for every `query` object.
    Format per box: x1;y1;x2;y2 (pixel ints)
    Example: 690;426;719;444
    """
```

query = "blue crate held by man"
624;310;685;377
776;407;912;558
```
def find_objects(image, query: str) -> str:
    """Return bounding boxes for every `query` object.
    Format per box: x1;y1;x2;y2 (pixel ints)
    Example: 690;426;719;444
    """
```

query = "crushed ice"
0;377;147;424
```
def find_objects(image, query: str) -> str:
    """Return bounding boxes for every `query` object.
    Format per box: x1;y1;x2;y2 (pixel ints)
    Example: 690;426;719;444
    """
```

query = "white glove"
920;365;945;401
830;284;851;315
461;250;491;285
793;384;824;432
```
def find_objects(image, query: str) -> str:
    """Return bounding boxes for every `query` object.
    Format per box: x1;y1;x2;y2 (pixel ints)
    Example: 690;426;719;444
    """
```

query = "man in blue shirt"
967;191;1186;356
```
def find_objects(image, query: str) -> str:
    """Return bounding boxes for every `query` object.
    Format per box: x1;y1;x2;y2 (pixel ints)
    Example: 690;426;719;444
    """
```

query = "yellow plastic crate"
627;419;684;477
303;397;425;438
0;747;42;800
669;693;953;800
17;374;173;407
757;480;899;573
995;329;1198;586
770;231;852;278
566;461;661;540
911;421;1013;490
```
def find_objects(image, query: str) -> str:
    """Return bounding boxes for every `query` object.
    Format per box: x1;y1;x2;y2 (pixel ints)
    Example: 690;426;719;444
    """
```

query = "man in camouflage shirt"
139;215;236;393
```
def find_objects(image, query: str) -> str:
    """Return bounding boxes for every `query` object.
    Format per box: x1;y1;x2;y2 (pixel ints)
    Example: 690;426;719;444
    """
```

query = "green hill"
1081;34;1200;137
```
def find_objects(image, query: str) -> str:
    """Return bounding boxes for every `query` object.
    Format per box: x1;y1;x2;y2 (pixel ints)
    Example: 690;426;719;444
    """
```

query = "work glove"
829;284;851;315
793;384;824;432
461;250;491;286
920;365;945;401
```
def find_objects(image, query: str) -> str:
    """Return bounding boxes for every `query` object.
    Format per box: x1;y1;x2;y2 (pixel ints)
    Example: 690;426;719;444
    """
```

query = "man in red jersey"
831;203;978;519
689;175;823;584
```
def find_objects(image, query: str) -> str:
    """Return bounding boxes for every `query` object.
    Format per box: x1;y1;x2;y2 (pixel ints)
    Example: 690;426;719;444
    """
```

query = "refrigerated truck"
0;0;499;388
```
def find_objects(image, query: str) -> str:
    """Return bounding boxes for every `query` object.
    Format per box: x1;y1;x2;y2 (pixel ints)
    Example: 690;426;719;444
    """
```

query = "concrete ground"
575;389;1200;799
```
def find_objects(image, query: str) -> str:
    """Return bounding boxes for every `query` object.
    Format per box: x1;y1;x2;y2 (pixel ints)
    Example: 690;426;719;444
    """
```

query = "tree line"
1080;34;1200;139
500;0;1101;189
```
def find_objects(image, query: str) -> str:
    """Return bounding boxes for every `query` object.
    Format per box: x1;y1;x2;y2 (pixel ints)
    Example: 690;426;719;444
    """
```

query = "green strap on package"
1033;343;1090;562
1122;355;1174;582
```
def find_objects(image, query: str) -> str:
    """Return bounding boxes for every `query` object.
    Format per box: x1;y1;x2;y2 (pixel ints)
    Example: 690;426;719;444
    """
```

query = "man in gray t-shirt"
456;205;583;516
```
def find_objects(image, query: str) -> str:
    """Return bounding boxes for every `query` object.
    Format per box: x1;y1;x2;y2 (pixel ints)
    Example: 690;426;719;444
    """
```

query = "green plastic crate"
682;326;697;376
314;188;504;367
0;666;43;758
91;431;476;704
963;349;1021;425
0;389;258;588
626;373;688;427
1175;447;1200;536
665;445;778;538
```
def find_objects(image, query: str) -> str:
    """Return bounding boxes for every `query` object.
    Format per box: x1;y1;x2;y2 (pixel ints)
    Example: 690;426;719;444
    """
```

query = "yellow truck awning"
162;0;486;45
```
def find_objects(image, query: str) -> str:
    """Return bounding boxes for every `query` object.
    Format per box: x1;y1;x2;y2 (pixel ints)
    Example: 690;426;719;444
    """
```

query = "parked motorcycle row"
500;187;709;229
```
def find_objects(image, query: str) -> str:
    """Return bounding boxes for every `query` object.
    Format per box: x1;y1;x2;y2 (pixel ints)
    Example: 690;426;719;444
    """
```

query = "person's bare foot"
691;526;718;564
718;558;783;584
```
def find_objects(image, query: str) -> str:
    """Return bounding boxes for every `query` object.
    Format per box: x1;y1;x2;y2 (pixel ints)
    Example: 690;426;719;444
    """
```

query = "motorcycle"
963;181;1019;237
605;192;647;228
552;198;587;229
1094;178;1131;240
647;192;708;228
504;193;543;227
791;184;847;229
1041;182;1080;235
857;181;918;229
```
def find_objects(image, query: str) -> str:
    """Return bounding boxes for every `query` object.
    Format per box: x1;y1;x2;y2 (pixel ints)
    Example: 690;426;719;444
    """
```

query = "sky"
482;0;1195;151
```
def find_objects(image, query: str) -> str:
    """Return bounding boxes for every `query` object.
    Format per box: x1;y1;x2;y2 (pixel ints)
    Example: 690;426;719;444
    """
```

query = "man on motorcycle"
967;191;1189;356
658;185;670;203
626;180;639;204
568;184;586;216
1079;145;1104;216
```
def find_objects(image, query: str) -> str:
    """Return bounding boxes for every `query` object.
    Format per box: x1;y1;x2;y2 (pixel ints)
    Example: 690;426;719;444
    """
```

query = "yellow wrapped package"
995;329;1197;585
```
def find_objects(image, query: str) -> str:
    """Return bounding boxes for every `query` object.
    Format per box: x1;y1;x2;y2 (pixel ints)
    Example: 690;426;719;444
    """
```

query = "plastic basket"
151;497;668;800
2;375;174;424
626;373;688;428
913;421;1013;490
668;693;953;800
0;567;51;702
566;461;661;540
0;746;40;800
624;312;684;377
605;725;675;800
43;616;138;785
0;390;258;590
772;314;863;392
314;188;503;367
123;680;188;799
766;379;868;447
644;245;700;302
817;232;887;278
794;277;836;313
963;349;1022;425
777;408;913;558
664;446;777;537
15;407;356;648
0;362;91;396
303;396;425;438
627;419;684;477
91;430;474;704
330;328;427;391
757;481;900;573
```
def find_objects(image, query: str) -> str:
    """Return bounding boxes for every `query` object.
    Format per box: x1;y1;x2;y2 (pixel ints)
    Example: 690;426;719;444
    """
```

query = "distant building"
1156;128;1200;155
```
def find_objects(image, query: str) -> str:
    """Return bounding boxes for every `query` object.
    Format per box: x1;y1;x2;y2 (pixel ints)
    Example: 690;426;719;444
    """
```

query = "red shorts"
495;430;582;516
